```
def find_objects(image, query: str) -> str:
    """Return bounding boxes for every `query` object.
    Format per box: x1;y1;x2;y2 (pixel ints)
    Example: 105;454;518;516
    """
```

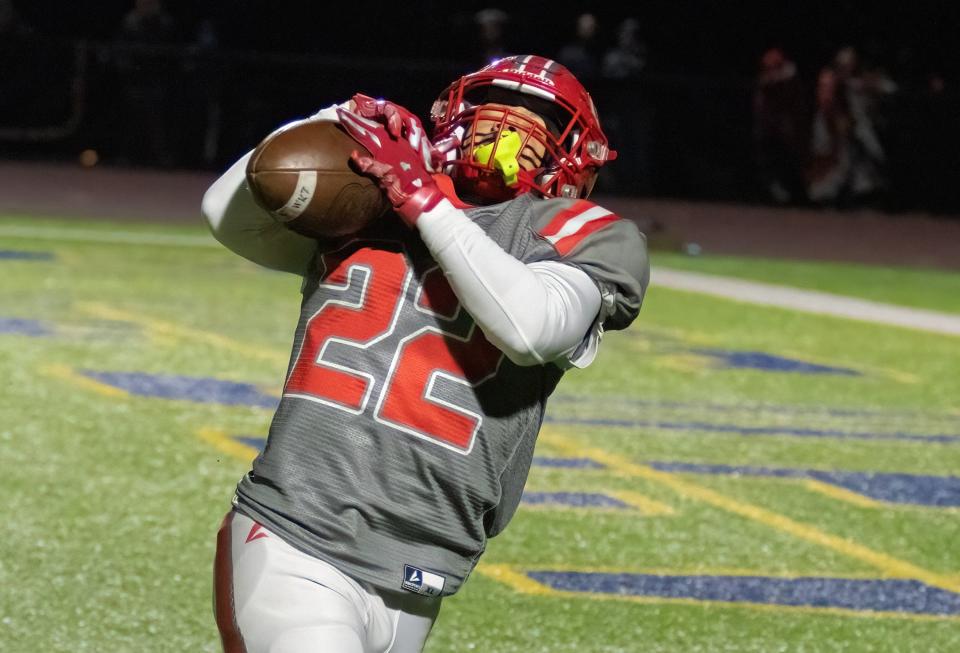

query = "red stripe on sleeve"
538;200;594;238
552;215;620;255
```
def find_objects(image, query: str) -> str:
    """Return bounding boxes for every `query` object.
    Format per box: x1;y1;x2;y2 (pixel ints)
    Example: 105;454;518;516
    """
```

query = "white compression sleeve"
416;199;603;367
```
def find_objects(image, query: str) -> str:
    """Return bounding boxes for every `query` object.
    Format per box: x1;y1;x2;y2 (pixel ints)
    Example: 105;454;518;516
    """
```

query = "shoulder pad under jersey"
530;198;649;331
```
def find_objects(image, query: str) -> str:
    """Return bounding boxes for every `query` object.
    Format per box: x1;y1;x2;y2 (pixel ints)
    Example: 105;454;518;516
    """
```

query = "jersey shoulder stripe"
538;199;620;255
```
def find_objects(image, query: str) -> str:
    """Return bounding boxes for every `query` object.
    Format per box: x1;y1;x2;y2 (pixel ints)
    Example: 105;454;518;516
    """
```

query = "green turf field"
653;251;960;315
2;216;959;652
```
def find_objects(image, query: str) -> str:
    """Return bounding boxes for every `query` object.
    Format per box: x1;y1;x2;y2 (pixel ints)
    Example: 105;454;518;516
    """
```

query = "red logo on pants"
245;522;269;543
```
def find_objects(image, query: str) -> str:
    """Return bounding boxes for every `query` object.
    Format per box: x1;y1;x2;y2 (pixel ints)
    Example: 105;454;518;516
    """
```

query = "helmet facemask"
448;102;563;202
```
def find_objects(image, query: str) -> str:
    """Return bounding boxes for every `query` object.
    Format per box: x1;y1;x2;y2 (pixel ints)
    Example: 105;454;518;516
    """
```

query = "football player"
202;55;649;653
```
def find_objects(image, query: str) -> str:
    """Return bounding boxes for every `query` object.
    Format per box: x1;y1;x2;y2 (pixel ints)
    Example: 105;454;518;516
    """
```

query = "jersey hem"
232;494;476;597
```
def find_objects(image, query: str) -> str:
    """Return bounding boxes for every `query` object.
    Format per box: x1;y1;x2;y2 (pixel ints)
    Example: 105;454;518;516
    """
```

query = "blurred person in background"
117;0;175;43
113;0;178;167
186;16;223;166
752;47;809;204
0;0;34;122
557;12;601;80
597;17;653;194
807;64;851;205
809;46;893;207
473;8;511;66
602;17;647;79
837;46;895;200
0;0;30;37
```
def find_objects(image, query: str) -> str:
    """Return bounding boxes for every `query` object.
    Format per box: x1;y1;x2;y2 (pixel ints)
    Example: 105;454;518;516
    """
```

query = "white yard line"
4;223;958;337
652;267;960;337
0;224;219;248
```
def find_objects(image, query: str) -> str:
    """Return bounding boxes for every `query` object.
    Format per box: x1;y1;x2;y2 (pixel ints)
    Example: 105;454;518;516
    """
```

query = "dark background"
13;1;960;78
3;0;958;213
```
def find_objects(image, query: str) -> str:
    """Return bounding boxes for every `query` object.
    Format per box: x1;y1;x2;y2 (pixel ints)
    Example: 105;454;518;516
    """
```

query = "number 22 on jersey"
285;241;503;455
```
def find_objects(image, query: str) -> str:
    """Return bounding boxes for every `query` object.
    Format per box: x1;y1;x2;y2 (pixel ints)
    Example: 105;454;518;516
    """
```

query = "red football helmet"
431;55;616;202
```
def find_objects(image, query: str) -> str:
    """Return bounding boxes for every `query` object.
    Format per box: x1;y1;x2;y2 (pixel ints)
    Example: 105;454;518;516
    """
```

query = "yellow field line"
888;503;960;515
475;564;554;596
655;353;713;374
77;302;288;365
519;504;635;516
608;490;676;516
475;563;959;622
488;562;885;579
776;346;920;385
520;489;675;516
197;427;260;463
800;479;886;509
539;430;960;595
634;323;717;347
797;476;960;514
635;320;918;383
39;363;129;398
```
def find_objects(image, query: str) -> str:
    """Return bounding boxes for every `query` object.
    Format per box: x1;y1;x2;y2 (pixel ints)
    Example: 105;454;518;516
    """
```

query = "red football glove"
336;102;458;226
350;94;424;147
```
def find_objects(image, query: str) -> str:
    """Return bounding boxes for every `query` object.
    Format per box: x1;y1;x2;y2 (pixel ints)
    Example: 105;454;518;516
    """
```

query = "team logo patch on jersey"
401;564;445;596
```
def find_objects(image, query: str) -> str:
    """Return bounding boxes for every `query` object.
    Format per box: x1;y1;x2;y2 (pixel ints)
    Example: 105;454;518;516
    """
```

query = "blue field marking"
549;395;960;423
532;456;605;470
526;571;960;616
236;435;266;451
0;249;55;261
543;415;960;444
809;472;960;507
521;492;630;509
647;461;960;507
0;317;54;336
79;370;279;408
693;349;860;375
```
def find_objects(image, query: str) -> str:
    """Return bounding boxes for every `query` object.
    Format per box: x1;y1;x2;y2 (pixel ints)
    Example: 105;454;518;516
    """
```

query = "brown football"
245;119;390;239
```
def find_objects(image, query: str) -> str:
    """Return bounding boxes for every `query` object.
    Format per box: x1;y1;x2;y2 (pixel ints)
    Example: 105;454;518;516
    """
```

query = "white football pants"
214;511;441;653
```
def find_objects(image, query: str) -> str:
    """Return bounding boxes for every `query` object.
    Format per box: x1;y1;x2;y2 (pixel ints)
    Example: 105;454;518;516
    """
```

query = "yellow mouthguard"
472;130;522;187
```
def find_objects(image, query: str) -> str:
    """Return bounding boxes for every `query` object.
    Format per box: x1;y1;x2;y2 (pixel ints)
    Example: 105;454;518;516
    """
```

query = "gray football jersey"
234;193;649;596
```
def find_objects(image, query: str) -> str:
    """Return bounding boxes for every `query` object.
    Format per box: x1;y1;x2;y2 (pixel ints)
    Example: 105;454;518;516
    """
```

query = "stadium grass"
653;250;960;315
1;215;959;652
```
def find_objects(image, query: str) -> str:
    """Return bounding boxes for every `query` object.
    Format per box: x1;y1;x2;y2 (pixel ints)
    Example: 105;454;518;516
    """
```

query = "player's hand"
348;94;456;170
336;105;458;226
350;94;424;149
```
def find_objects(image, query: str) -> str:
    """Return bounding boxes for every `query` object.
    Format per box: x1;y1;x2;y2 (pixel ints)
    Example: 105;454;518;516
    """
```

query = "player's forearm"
201;151;317;275
417;199;601;366
201;104;350;274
